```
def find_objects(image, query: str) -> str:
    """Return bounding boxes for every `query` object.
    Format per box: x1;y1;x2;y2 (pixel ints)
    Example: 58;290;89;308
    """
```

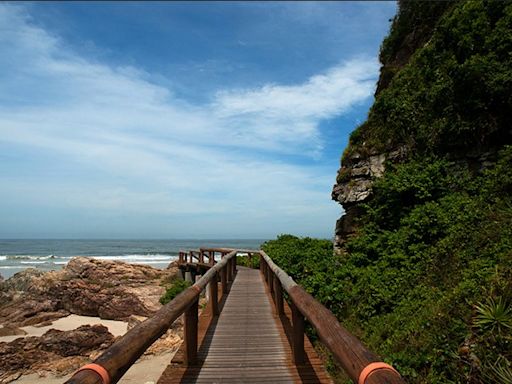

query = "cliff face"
328;2;512;382
332;0;512;251
332;146;406;251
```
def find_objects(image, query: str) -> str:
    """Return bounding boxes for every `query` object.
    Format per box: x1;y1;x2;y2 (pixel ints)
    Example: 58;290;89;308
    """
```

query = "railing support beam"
227;258;233;282
273;277;284;315
291;300;305;365
221;264;228;294
184;299;199;365
209;273;219;316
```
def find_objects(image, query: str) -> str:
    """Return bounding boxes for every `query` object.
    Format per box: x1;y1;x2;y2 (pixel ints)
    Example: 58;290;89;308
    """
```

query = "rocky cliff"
328;1;512;382
332;0;512;251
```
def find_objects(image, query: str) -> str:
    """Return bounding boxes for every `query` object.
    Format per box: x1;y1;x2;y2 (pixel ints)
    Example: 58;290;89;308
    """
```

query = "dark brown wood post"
221;265;228;294
291;300;305;364
268;270;275;297
232;255;237;276
184;299;199;365
273;277;284;315
227;258;233;282
209;273;219;316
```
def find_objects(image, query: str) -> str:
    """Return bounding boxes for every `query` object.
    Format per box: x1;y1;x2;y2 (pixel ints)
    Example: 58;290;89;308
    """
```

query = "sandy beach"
0;314;127;343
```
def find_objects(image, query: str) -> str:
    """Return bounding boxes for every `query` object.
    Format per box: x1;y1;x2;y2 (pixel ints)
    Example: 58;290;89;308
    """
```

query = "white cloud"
0;4;374;237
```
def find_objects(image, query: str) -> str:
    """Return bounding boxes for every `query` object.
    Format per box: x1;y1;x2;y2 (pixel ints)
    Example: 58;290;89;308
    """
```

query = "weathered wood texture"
158;267;332;384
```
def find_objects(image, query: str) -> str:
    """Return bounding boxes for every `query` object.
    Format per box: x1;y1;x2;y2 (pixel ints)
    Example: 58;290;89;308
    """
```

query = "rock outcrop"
0;257;178;326
0;258;182;382
0;325;114;382
332;147;407;252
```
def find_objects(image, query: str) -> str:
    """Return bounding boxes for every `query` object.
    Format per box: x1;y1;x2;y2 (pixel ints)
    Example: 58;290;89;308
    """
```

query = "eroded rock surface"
331;147;408;251
0;258;178;325
0;325;114;382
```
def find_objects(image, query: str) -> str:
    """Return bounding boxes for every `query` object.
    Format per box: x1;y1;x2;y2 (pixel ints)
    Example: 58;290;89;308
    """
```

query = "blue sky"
0;2;397;239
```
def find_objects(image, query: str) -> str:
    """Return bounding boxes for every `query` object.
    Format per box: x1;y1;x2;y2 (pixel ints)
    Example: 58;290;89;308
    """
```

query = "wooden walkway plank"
158;267;332;384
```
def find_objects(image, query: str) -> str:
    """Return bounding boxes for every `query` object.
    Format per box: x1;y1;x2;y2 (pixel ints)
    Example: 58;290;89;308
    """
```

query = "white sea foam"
0;255;55;261
19;261;48;265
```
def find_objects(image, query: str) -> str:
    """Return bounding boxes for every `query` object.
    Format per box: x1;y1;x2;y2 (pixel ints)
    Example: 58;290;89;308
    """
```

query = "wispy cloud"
0;4;379;237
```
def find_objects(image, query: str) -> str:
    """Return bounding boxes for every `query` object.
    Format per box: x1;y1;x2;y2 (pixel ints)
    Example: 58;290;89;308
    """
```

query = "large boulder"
0;325;114;382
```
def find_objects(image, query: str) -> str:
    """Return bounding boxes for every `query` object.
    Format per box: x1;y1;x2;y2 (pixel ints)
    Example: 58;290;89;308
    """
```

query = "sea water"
0;239;266;279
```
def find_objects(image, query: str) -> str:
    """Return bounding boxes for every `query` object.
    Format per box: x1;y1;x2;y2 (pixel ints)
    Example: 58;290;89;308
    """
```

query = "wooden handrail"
65;250;238;384
259;250;404;384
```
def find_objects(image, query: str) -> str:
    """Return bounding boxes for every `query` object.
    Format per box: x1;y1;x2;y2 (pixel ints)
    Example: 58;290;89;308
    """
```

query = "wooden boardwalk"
67;249;403;384
158;267;332;384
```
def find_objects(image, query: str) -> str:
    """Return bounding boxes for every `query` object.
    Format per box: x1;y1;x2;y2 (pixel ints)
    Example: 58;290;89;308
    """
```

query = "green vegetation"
345;1;512;160
263;2;512;382
159;279;191;305
236;254;260;269
263;147;512;383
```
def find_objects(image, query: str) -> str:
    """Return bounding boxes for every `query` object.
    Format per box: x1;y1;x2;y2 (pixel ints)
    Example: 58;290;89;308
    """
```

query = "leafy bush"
159;279;192;305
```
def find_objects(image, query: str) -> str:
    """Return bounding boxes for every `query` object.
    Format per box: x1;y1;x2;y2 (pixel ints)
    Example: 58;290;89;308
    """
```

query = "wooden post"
184;299;199;365
232;255;237;277
291;300;305;365
221;265;228;294
273;277;284;315
268;270;274;298
227;258;233;282
209;273;219;316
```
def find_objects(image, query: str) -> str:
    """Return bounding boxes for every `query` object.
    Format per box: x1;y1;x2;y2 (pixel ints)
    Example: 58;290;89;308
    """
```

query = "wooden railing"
259;250;404;384
66;248;403;384
178;248;234;265
65;249;238;384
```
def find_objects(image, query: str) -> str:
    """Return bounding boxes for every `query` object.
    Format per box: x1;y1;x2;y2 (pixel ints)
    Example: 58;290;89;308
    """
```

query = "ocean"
0;239;266;279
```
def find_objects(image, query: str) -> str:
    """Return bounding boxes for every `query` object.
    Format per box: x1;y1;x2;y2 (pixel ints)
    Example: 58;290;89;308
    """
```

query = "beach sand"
2;314;176;384
0;314;128;343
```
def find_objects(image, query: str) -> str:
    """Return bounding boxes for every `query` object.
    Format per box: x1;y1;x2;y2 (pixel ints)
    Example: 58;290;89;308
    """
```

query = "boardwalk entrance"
66;249;404;384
